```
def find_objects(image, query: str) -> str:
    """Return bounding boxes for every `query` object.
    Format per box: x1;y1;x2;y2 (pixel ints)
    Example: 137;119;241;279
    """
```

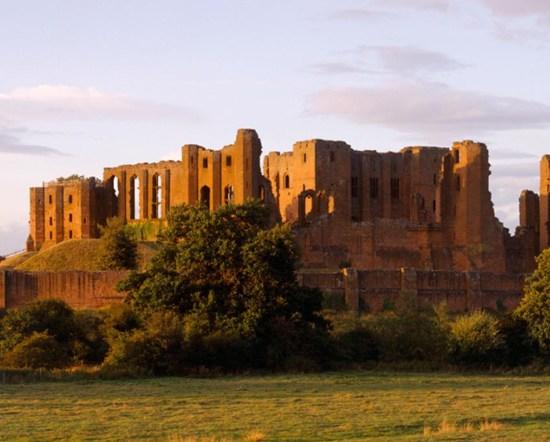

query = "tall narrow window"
130;175;140;220
246;158;249;170
370;178;379;199
433;174;437;185
68;195;73;204
49;232;53;240
303;153;307;163
224;185;234;205
284;174;290;189
330;152;336;162
200;186;210;209
226;155;232;166
391;178;400;199
433;200;436;212
203;158;208;168
456;175;461;192
454;149;460;163
351;177;358;198
69;230;73;239
49;217;53;226
152;174;162;219
49;195;52;204
69;214;73;222
259;185;265;200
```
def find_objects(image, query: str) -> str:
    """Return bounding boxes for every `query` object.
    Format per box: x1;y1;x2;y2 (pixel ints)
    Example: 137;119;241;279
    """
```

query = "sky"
1;0;550;255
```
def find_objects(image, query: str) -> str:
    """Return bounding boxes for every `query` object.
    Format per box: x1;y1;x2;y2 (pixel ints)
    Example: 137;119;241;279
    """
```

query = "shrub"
98;217;139;270
3;331;69;369
103;310;186;375
0;299;77;352
368;296;449;363
449;311;504;366
333;326;379;364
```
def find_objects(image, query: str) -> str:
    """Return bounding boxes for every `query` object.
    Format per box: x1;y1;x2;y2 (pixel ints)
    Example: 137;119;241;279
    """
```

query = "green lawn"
1;372;550;442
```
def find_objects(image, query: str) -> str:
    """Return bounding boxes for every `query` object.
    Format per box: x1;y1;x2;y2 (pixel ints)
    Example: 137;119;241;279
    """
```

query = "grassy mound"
0;252;39;269
14;239;158;272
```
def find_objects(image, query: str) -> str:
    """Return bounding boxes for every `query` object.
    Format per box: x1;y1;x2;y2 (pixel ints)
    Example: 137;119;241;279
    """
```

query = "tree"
98;217;139;270
516;248;550;350
119;200;329;342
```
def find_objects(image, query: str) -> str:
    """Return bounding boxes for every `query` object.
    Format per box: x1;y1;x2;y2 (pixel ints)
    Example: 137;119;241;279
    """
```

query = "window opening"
226;156;232;166
152;174;162;219
224;185;234;205
351;177;358;198
370;178;379;199
391;178;400;199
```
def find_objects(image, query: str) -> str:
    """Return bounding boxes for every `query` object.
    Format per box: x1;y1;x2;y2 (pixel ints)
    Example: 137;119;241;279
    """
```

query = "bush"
0;299;77;352
103;311;186;375
449;311;504;366
3;332;69;369
499;314;537;367
98;217;139;270
368;297;449;363
333;327;379;364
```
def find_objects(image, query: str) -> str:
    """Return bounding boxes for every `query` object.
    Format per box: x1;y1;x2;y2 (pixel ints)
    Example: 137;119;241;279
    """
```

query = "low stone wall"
300;269;527;312
0;268;527;312
0;270;128;309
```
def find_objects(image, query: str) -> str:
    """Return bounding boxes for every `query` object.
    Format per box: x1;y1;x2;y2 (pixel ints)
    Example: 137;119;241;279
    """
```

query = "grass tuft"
243;431;266;441
479;418;503;431
423;418;503;436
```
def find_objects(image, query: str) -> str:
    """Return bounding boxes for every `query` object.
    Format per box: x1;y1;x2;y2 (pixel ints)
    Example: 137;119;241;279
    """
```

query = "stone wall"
0;270;128;309
0;268;526;313
300;268;526;313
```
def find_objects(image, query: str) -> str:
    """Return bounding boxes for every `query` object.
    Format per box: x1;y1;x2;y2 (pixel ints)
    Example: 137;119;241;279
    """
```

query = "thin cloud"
490;149;538;160
306;81;550;135
478;0;550;18
357;46;469;74
0;132;67;156
329;9;395;21
0;85;201;123
306;62;372;75
376;0;449;12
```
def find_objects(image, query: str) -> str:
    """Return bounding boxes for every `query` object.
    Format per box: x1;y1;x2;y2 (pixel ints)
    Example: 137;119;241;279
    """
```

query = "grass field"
1;372;550;442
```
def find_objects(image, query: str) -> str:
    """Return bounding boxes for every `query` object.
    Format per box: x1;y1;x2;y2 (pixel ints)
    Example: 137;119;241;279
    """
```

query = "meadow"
1;372;550;442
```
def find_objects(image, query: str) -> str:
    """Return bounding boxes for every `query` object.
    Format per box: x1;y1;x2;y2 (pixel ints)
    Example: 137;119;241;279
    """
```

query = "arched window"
259;185;265;201
152;173;162;219
224;185;234;205
284;174;290;189
130;175;140;220
200;186;210;210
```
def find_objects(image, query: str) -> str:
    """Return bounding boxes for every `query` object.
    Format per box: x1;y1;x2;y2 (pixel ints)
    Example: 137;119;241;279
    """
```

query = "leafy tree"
516;248;550;350
98;217;139;270
3;331;69;369
56;174;86;182
119;200;329;342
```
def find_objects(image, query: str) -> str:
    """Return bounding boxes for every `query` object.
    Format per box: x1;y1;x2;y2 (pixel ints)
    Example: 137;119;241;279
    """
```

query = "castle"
27;129;544;275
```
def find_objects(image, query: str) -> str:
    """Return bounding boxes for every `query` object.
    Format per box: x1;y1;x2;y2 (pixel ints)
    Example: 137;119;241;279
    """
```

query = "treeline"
0;296;542;375
2;199;550;376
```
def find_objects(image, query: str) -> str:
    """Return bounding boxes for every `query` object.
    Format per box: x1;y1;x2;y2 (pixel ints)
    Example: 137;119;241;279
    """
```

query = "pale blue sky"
1;0;550;254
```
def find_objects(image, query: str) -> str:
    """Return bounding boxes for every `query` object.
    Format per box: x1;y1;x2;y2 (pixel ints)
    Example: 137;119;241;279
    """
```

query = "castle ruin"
26;129;543;275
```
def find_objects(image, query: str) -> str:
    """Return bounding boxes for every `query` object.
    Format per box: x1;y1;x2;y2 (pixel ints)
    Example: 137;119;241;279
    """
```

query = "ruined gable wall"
264;152;296;221
103;160;182;221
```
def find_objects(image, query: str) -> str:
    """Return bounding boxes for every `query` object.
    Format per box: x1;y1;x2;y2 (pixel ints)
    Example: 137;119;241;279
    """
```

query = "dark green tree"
119;200;329;341
516;248;550;350
98;217;139;270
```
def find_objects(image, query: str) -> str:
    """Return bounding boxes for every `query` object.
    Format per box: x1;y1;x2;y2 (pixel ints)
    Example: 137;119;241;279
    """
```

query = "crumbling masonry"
27;129;542;276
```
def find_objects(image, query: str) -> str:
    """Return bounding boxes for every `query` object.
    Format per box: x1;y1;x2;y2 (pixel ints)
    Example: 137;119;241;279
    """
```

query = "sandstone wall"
0;270;128;310
300;268;526;313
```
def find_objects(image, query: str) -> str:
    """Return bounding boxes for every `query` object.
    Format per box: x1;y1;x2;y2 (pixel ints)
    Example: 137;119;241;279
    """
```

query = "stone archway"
298;189;317;224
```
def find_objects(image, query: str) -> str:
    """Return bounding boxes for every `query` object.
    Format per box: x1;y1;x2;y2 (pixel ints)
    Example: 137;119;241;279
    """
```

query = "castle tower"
539;156;550;252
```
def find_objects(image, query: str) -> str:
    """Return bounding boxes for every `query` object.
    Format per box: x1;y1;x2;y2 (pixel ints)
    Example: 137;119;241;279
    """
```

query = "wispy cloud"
329;9;395;21
306;81;550;135
376;0;450;12
0;132;67;156
306;62;373;75
0;85;201;123
357;45;469;74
